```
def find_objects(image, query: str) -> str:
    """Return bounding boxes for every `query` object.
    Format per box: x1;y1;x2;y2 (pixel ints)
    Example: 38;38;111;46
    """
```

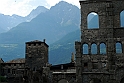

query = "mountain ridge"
0;6;48;33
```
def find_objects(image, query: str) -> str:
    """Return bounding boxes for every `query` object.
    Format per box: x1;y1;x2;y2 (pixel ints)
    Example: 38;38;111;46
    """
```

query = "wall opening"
84;63;88;71
87;12;99;29
92;62;98;69
91;43;97;54
116;42;122;53
83;44;88;54
84;63;88;67
90;78;101;83
120;77;124;83
120;10;124;27
100;43;106;54
58;79;69;83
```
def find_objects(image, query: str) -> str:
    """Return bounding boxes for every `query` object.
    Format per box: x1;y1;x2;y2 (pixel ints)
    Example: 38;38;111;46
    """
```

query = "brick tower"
75;0;124;83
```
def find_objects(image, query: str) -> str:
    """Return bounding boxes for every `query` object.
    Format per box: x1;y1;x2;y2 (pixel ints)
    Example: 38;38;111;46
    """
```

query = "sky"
0;0;80;17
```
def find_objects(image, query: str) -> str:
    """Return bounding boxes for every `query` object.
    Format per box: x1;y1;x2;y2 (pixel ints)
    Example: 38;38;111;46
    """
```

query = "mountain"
25;6;49;22
0;14;25;33
49;29;80;64
0;6;48;33
0;1;80;44
0;1;80;62
88;15;99;28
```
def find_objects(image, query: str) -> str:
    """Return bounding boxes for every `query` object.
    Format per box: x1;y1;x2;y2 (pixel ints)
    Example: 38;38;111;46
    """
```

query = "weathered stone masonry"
75;0;124;83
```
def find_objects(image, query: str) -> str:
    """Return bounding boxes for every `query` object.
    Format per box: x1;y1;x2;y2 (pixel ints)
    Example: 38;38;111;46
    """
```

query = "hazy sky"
0;0;80;17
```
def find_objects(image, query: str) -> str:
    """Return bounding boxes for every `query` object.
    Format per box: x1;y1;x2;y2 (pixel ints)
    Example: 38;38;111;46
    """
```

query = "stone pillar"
75;42;82;83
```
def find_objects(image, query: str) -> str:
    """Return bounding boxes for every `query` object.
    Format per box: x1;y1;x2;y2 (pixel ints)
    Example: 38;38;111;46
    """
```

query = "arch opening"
87;12;99;29
83;44;89;54
100;43;106;54
90;78;101;83
91;43;97;54
116;42;122;53
120;10;124;27
58;79;69;83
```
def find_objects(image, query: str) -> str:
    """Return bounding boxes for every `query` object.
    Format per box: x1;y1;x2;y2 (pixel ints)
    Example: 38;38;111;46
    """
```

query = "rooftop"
0;58;4;63
5;58;25;63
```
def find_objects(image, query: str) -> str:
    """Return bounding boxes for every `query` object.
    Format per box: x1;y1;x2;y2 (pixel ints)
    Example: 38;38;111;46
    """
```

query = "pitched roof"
0;58;4;63
6;58;25;63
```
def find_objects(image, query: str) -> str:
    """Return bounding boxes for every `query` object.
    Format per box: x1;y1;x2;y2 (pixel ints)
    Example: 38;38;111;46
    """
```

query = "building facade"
75;0;124;83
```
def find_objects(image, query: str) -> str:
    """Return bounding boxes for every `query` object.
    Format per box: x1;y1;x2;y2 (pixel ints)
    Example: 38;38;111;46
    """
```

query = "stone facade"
25;40;49;71
50;62;76;83
1;0;124;83
24;40;49;83
1;59;25;83
75;0;124;83
2;62;25;78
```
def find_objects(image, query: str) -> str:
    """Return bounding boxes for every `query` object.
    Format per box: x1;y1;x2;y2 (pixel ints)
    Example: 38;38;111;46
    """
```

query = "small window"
100;43;106;54
84;63;88;67
92;63;98;69
14;64;16;66
12;69;15;74
87;12;99;29
33;67;36;71
91;43;97;54
34;43;36;46
116;42;122;53
83;44;89;54
8;69;10;73
8;64;11;66
120;10;124;27
28;43;31;46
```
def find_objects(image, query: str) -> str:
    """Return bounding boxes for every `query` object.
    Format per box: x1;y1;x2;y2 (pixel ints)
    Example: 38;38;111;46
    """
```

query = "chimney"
43;39;46;42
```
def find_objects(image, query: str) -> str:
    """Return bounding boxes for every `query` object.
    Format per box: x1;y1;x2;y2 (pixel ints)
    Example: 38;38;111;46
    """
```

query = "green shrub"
0;76;7;82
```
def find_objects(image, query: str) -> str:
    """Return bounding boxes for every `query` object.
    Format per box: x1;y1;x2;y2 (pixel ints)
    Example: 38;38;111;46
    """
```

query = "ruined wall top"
26;39;49;47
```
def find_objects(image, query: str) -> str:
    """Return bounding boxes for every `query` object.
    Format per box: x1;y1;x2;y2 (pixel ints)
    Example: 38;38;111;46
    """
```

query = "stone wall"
76;0;124;83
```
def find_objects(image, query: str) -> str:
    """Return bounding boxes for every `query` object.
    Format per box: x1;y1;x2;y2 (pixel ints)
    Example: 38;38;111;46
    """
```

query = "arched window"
58;79;69;83
100;43;106;54
120;10;124;27
116;42;122;53
87;12;99;29
91;43;97;54
83;44;88;54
